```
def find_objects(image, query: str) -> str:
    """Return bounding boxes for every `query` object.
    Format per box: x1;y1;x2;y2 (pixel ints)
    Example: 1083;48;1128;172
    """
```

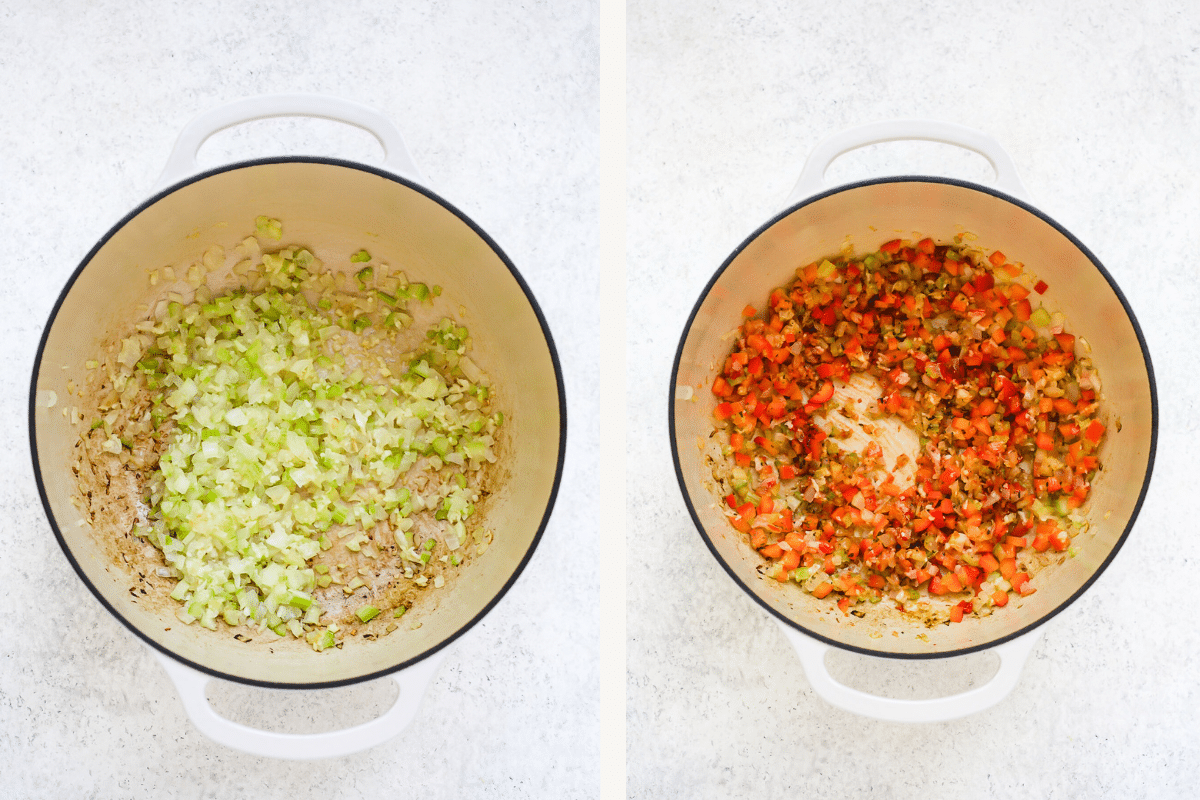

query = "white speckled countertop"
0;2;597;797
628;1;1198;797
8;0;1200;796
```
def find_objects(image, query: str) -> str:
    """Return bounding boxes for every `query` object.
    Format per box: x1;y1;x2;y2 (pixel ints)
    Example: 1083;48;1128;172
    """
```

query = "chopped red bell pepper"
709;234;1104;622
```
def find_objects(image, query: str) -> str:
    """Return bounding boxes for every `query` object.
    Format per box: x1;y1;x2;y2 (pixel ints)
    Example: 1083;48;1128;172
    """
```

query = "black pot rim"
669;174;1158;660
29;155;568;689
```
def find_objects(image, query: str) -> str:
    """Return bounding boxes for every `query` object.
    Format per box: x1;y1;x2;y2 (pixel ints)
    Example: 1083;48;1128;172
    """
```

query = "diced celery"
104;217;500;649
255;216;282;241
288;592;313;611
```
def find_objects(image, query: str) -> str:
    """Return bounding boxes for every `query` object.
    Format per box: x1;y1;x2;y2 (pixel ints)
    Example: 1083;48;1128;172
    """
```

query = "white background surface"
1;1;597;798
628;1;1198;798
7;0;1200;797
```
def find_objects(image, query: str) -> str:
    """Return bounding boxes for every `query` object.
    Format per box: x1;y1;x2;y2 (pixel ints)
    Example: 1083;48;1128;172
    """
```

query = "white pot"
670;120;1156;722
31;95;566;757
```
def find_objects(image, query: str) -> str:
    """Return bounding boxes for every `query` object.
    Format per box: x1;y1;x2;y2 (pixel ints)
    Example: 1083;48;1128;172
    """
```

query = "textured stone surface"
628;1;1197;797
1;2;598;797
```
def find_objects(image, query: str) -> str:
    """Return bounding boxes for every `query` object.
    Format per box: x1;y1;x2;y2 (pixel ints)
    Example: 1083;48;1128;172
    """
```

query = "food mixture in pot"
70;218;503;651
708;235;1105;625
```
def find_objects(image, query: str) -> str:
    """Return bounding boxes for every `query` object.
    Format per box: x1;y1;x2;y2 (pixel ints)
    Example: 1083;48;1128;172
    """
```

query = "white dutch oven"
670;120;1156;722
30;95;566;757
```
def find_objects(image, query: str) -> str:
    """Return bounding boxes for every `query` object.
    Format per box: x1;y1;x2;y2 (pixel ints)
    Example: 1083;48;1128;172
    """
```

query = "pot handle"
774;618;1041;723
153;93;425;192
784;119;1031;208
150;647;446;760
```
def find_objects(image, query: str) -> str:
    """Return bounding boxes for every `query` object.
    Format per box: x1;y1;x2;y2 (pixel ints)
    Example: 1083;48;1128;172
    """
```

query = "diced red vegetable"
710;235;1103;622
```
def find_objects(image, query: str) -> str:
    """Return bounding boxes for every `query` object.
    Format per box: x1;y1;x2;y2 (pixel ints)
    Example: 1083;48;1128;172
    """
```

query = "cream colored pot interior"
673;179;1154;656
34;160;563;685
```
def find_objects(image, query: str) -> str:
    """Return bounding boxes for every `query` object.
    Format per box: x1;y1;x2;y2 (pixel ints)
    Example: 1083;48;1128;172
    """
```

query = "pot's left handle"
151;647;446;760
153;93;425;192
775;619;1040;723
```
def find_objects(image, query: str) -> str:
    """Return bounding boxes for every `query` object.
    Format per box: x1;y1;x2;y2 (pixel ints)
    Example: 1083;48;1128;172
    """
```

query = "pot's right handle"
152;647;446;760
785;119;1030;208
775;619;1041;723
153;93;425;192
